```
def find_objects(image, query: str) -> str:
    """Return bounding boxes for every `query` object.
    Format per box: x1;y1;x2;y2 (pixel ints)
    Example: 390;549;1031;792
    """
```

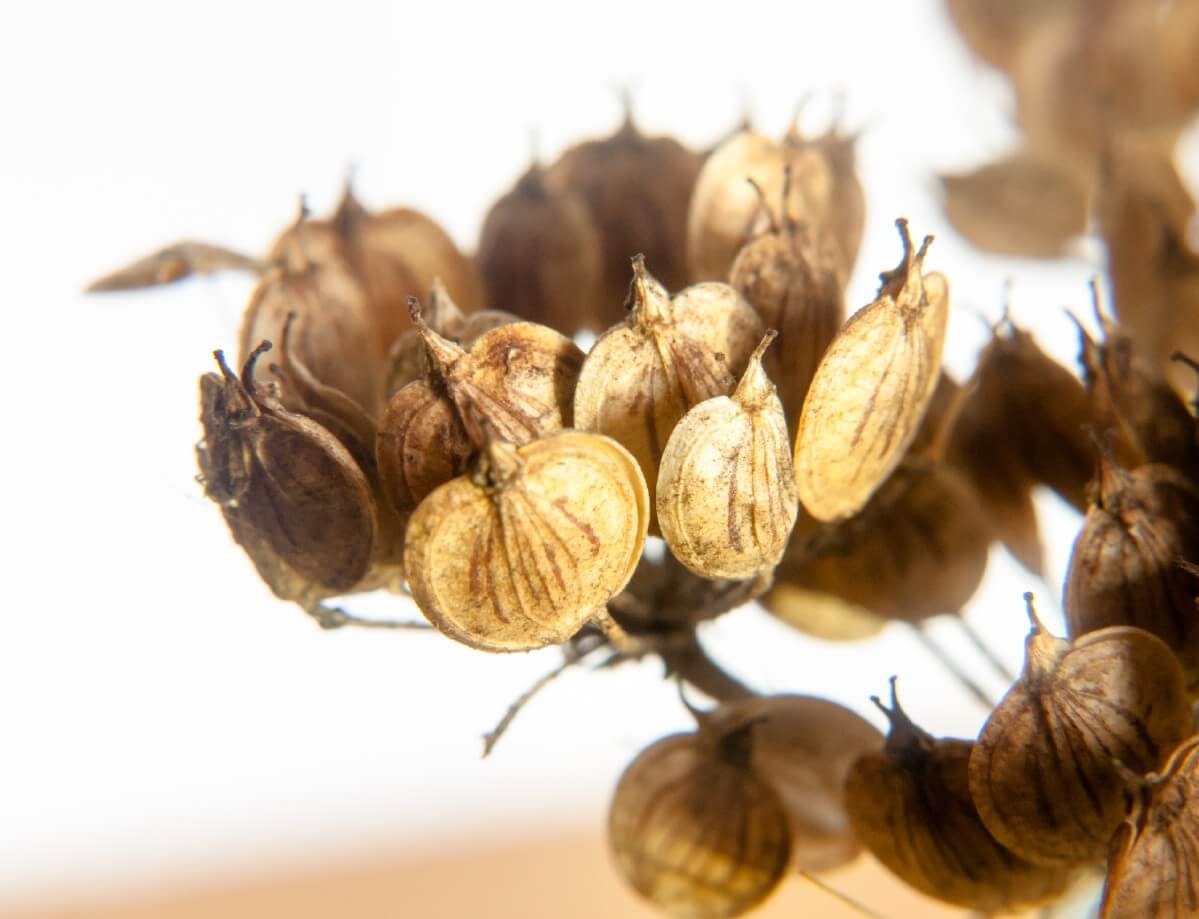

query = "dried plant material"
793;220;949;521
476;158;604;333
197;344;377;607
941;152;1090;258
729;181;845;438
381;279;516;400
657;333;799;579
1064;454;1199;690
945;0;1070;72
780;457;991;624
759;583;886;642
86;240;263;291
1100;735;1199;918
808;124;865;277
545;109;701;328
706;695;884;874
377;305;583;518
846;680;1075;913
608;728;792;919
404;432;648;652
971;595;1192;866
573;257;763;530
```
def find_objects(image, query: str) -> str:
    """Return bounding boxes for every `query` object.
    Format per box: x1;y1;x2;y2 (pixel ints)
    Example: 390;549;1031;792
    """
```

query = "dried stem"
799;871;893;919
306;603;433;631
663;632;757;703
908;623;997;710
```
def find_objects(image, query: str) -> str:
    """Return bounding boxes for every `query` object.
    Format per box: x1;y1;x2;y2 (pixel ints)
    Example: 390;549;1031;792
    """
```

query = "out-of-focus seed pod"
476;159;604;333
269;183;482;354
945;0;1072;73
793;220;949;522
238;254;382;417
85;241;263;292
846;680;1076;913
608;727;792;919
729;183;845;439
941;151;1090;258
1065;454;1199;690
758;582;887;642
197;344;377;606
545;111;701;329
804;124;865;277
706;695;883;873
574;256;763;531
657;333;799;579
1100;735;1199;918
376;306;583;519
971;595;1192;866
382;279;516;401
404;432;648;652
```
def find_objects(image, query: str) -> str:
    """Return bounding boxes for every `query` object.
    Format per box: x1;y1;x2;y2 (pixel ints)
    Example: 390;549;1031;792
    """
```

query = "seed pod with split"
573;256;763;531
376;304;583;520
197;343;377;608
845;680;1075;913
728;178;845;438
608;724;792;919
971;594;1192;866
404;431;648;652
1100;735;1199;918
657;332;799;579
793;219;949;522
705;694;883;874
545;107;701;329
1064;453;1199;690
476;158;604;333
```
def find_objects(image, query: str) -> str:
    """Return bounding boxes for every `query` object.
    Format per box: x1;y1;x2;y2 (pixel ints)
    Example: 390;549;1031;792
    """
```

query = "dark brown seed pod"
476;158;604;333
1064;455;1199;690
545;109;701;329
728;182;845;439
608;726;792;919
941;151;1090;258
1100;734;1199;918
197;343;377;606
970;595;1192;866
705;695;883;874
845;680;1075;913
376;305;584;519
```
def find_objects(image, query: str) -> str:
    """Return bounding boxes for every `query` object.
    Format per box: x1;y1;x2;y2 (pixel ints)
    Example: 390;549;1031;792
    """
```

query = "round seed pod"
573;256;763;532
970;595;1192;867
404;432;648;652
758;583;887;642
376;306;583;518
1064;455;1199;691
705;695;884;874
1100;735;1199;918
845;680;1076;914
793;219;949;522
728;189;845;439
197;344;377;606
476;159;603;333
608;727;792;919
657;333;799;579
545;111;701;329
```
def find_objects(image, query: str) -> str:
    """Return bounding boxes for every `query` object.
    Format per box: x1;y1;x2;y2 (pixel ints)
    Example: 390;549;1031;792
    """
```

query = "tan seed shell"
404;432;648;652
793;220;949;521
657;333;799;579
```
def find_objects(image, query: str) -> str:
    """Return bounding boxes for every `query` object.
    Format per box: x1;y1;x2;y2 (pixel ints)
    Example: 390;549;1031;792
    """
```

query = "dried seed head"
573;257;763;532
1064;455;1199;690
1100;735;1199;918
197;344;377;605
941;151;1090;258
845;680;1075;913
403;431;648;652
476;159;604;333
656;333;799;579
970;595;1192;866
945;0;1063;72
608;728;792;919
793;220;949;521
705;695;883;873
783;115;863;277
376;308;584;518
545;109;701;329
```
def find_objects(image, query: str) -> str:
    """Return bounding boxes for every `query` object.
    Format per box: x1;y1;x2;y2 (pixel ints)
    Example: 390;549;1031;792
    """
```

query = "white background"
0;0;1190;910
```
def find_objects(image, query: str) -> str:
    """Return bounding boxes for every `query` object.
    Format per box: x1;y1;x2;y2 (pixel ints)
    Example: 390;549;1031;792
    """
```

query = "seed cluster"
90;4;1199;915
